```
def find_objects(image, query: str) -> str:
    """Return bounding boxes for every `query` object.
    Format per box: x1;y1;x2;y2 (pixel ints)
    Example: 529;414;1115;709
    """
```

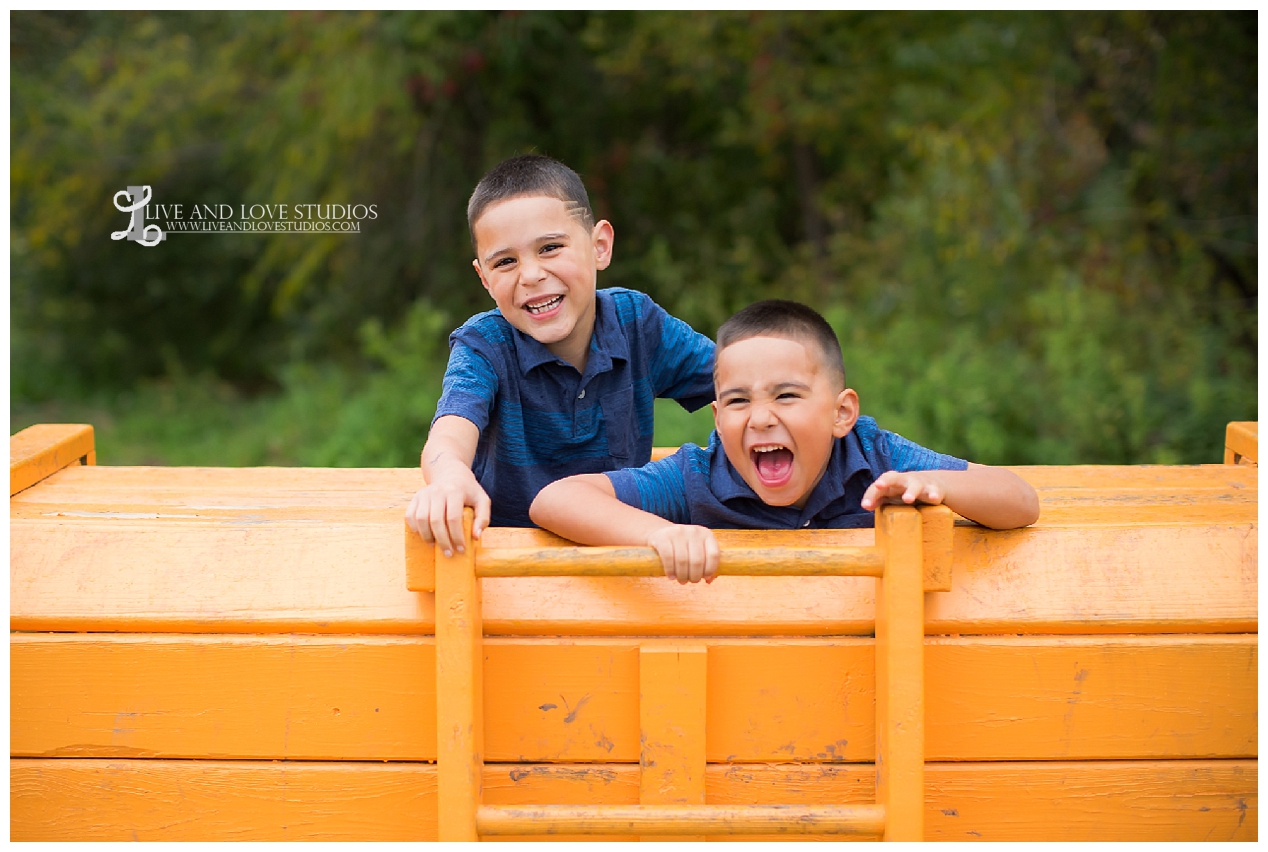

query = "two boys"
407;155;1040;572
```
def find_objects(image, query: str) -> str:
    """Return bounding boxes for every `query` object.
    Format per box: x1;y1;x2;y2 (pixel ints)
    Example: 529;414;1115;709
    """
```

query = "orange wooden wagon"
10;422;1258;840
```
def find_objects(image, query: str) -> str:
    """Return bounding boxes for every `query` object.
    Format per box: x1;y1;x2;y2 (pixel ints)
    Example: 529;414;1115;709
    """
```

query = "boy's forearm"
420;416;480;483
936;464;1040;530
531;475;674;546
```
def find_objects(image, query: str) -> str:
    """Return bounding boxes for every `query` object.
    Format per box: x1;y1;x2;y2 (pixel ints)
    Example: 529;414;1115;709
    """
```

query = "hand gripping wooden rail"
430;504;947;841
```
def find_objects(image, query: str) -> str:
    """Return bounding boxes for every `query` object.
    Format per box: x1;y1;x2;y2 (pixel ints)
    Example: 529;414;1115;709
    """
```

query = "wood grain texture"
874;506;924;840
477;804;886;837
434;509;482;841
13;635;1255;762
10;423;95;496
639;646;707;840
11;759;1256;841
12;465;1255;635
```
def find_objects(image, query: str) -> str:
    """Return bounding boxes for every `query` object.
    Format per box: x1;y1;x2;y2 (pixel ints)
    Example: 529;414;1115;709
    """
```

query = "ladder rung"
476;546;886;578
475;804;887;836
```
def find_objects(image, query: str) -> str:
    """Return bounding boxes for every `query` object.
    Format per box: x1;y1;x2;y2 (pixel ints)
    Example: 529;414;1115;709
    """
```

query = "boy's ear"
832;388;860;438
471;258;494;298
592;220;615;271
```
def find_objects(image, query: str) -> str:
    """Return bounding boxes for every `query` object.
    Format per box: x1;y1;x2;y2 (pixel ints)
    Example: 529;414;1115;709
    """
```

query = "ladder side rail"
875;505;925;841
435;510;483;842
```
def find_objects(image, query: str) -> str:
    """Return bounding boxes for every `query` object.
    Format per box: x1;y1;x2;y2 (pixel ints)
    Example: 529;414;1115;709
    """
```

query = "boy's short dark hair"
716;299;846;388
467;155;596;249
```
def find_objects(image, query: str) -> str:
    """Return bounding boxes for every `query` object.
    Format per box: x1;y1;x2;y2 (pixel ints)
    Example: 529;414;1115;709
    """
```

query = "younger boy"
530;299;1040;583
405;155;715;554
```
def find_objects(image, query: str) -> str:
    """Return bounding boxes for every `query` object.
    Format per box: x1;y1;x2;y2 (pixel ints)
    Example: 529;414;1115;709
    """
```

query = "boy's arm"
531;474;719;584
860;463;1039;530
405;415;491;555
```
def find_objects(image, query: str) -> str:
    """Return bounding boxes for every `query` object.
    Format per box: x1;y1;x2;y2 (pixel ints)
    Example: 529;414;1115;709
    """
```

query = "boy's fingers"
445;496;467;554
704;534;720;580
472;491;492;539
687;538;704;584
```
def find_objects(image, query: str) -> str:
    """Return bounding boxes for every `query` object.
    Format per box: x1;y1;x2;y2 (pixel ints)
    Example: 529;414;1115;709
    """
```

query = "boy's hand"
405;471;492;557
861;470;947;512
646;524;720;585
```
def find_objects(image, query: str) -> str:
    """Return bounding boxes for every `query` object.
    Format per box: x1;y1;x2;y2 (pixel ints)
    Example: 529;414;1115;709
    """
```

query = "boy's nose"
518;256;548;284
749;402;777;428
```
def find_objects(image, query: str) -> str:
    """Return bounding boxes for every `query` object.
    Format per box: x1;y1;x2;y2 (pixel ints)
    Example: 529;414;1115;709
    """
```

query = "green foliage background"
11;11;1256;465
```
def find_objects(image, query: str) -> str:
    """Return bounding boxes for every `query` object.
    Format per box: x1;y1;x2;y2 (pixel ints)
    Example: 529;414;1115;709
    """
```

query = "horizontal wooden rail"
475;804;887;837
406;504;954;592
476;546;885;578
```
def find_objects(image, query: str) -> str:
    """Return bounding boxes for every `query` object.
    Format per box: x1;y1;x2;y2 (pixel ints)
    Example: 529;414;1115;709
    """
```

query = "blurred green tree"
10;11;1255;464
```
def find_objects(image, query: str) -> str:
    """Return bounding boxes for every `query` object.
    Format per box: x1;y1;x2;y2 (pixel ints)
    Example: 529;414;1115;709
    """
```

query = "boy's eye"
540;243;563;254
492;257;515;269
724;397;749;406
777;392;800;400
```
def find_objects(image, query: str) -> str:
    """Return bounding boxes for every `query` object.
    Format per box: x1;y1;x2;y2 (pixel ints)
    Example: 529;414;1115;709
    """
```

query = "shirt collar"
510;289;628;378
707;427;876;521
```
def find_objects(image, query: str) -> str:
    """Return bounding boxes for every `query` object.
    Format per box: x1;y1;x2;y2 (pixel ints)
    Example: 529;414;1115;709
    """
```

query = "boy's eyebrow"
717;380;812;398
481;232;571;265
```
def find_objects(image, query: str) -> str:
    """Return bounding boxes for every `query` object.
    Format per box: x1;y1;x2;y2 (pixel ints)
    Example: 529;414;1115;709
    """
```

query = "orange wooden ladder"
430;504;936;841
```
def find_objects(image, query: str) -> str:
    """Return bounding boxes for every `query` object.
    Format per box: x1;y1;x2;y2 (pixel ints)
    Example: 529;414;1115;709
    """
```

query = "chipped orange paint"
11;759;1256;841
638;646;708;840
8;424;1259;841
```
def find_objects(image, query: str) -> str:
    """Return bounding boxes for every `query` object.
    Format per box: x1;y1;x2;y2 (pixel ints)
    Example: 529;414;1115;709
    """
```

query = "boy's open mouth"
751;444;794;487
524;295;564;315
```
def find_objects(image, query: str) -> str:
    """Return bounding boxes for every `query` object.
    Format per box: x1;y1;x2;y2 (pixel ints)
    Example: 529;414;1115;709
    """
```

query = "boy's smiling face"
471;194;613;371
711;335;859;509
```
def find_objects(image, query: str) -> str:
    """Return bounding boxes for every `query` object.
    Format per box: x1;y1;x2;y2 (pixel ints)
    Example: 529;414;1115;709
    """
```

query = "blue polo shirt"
606;416;968;529
433;288;715;527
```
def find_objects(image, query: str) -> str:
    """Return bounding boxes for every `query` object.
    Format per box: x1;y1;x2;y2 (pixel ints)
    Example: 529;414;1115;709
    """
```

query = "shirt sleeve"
644;296;715;412
432;341;498;432
880;430;969;472
605;451;692;525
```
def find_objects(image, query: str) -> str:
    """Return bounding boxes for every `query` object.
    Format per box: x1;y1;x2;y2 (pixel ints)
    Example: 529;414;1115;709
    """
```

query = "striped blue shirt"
433;288;715;527
606;416;967;529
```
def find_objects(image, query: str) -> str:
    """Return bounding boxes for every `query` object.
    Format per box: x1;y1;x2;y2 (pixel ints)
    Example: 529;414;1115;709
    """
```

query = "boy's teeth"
753;445;787;452
525;295;563;314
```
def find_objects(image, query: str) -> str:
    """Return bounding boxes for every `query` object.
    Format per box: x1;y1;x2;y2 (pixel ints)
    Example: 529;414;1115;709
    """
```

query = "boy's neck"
546;301;597;373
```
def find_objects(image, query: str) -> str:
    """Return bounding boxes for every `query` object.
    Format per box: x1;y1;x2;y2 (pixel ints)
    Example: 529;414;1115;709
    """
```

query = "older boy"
405;155;715;554
530;299;1040;583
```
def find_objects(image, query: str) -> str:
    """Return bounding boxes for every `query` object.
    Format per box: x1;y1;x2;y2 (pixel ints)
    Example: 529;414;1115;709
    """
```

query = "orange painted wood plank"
874;506;924;840
14;514;1254;634
12;635;1257;763
10;517;433;634
1226;421;1258;464
10;634;437;760
926;634;1259;761
1010;463;1257;490
485;642;640;761
10;424;95;496
435;509;482;841
639;646;707;841
707;761;1258;842
705;641;873;763
11;760;1256;841
924;522;1257;634
10;463;423;508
